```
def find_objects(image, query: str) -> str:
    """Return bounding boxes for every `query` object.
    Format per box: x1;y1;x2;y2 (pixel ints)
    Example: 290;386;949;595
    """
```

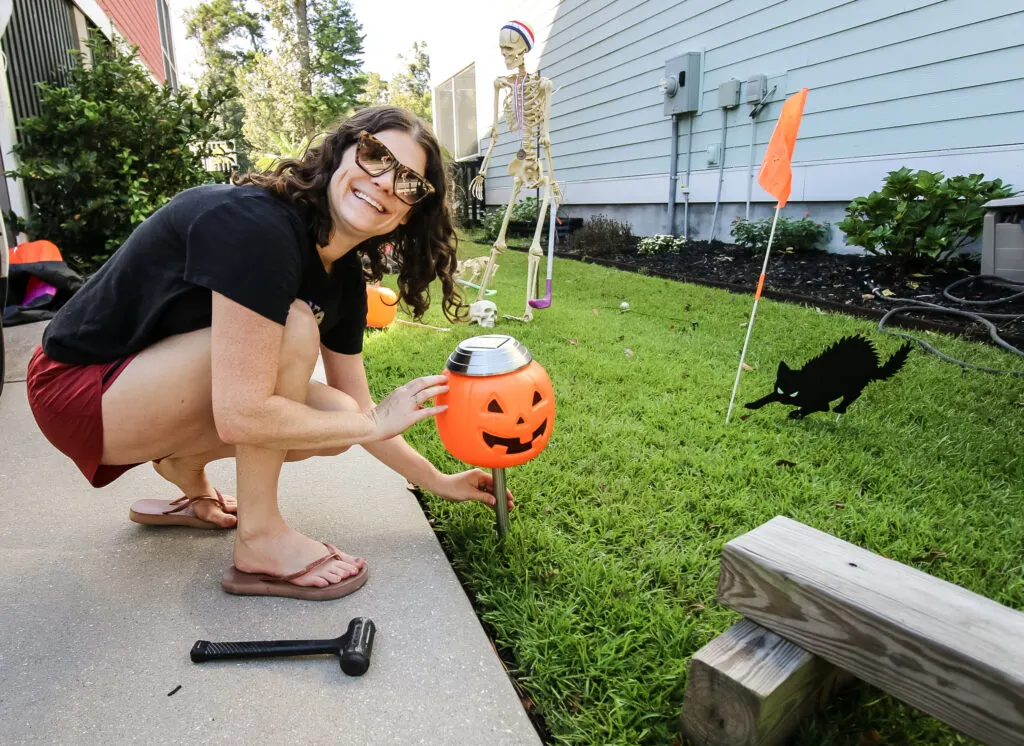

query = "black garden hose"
868;275;1024;376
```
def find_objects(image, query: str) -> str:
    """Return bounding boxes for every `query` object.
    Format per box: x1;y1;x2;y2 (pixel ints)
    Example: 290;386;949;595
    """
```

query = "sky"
165;0;457;86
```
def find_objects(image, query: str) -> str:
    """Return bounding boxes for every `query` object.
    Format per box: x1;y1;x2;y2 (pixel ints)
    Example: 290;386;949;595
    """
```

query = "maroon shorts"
26;346;143;488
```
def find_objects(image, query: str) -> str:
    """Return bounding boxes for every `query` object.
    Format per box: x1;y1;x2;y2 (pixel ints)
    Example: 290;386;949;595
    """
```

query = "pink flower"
804;212;810;217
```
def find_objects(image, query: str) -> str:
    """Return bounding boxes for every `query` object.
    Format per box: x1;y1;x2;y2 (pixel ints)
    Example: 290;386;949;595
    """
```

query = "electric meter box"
662;52;701;116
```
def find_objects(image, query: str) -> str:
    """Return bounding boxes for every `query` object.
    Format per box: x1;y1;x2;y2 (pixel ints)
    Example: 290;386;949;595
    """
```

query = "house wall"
95;0;163;82
446;0;1024;251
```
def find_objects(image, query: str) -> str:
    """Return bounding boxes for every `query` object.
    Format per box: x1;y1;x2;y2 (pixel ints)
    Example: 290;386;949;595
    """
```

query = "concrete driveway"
0;321;540;745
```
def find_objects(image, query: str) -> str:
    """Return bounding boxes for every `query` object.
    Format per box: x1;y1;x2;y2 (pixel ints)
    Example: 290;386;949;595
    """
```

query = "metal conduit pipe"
744;85;775;220
683;114;693;240
667;113;679;235
709;107;729;241
745;114;757;220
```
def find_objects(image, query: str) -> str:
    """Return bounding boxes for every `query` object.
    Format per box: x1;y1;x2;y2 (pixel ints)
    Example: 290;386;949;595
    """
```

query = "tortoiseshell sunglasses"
355;131;435;206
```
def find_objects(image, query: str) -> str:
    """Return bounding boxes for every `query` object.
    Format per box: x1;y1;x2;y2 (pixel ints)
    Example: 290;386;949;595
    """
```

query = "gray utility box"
980;196;1024;283
662;52;701;116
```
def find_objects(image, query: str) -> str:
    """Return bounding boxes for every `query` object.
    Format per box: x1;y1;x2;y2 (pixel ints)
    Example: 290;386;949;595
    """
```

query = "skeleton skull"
469;300;498;328
499;26;530;70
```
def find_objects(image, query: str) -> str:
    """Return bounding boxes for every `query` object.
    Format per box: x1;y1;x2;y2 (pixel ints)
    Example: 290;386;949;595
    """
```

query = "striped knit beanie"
502;20;534;51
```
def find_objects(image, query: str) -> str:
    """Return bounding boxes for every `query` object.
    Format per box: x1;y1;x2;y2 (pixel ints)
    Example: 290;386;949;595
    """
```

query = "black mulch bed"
544;239;1024;350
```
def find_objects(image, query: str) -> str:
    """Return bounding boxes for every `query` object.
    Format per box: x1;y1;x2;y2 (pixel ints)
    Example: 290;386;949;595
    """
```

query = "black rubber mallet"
190;617;376;676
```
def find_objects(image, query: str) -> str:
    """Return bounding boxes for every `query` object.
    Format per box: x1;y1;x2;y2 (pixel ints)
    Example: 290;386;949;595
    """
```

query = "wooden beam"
681;618;850;746
717;516;1024;746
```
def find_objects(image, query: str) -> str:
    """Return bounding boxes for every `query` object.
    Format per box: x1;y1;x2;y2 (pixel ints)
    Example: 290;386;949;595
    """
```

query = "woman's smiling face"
327;128;428;242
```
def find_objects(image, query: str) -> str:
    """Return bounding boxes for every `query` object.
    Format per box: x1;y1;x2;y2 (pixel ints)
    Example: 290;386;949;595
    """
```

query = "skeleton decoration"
469;300;498;328
456;255;498;290
470;20;560;322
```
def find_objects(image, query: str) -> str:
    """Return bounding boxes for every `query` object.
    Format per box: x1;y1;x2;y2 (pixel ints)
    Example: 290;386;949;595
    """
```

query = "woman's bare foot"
233;526;364;588
152;458;238;528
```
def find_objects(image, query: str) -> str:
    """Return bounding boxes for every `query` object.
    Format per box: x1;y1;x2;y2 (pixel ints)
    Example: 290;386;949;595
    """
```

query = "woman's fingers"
409;374;448;391
414;384;449;405
411;403;447;424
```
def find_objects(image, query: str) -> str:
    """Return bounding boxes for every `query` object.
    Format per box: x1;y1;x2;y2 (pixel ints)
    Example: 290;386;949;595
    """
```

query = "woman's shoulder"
176;183;305;230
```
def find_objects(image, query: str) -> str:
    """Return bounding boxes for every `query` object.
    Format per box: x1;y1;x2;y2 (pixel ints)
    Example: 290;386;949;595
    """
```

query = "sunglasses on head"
355;131;435;206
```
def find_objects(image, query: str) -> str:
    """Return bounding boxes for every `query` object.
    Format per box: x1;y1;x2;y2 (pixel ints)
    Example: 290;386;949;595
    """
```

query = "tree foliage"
184;0;264;170
5;35;222;275
188;0;366;164
357;42;432;122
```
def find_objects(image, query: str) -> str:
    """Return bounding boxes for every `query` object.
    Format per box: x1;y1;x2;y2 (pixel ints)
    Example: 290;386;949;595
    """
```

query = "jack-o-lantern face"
435;360;555;468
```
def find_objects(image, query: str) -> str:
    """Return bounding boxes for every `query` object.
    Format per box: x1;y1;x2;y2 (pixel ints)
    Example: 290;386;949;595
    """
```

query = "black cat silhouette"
745;335;912;419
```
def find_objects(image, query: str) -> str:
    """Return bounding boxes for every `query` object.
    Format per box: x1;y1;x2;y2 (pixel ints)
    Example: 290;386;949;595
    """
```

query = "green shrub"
566;213;634;257
510;196;541;223
479;197;543;241
479;207;505;241
6;34;224;275
837;167;1015;267
637;234;686;255
730;214;830;255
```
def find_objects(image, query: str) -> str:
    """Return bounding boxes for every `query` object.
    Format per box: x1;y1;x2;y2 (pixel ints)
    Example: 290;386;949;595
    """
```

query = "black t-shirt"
42;184;368;365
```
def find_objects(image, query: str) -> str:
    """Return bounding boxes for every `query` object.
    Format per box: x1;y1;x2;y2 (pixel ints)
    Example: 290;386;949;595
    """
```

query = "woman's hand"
367;375;448;441
431;469;515;510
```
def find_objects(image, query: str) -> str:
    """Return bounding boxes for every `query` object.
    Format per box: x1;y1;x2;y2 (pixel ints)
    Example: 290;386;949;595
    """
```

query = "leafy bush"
479;208;505;242
837;167;1015;267
478;197;543;241
478;197;546;241
7;34;224;275
730;215;830;255
637;234;686;255
566;214;634;257
510;196;541;223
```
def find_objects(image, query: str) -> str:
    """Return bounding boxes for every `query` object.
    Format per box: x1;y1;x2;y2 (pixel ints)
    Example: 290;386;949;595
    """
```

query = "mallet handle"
190;638;338;661
189;617;376;676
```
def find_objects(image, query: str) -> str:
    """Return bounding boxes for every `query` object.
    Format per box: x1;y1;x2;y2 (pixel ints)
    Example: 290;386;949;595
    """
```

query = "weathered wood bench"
681;516;1024;746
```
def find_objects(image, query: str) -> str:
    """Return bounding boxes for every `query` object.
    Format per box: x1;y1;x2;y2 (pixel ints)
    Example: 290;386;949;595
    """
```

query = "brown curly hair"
234;106;465;322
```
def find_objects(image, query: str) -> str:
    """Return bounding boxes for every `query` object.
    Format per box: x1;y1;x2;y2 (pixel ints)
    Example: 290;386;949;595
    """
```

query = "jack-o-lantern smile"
436;359;556;469
482;394;549;453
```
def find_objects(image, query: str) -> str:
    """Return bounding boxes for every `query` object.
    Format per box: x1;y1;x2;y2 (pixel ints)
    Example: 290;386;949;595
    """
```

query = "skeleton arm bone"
539;78;561;203
470;79;505;201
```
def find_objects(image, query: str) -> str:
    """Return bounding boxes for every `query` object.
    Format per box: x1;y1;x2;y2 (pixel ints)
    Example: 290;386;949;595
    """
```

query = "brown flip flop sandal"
221;543;369;601
129;490;235;529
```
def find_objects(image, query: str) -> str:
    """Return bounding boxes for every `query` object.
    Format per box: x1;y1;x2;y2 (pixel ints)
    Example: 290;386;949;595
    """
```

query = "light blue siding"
483;0;1024;207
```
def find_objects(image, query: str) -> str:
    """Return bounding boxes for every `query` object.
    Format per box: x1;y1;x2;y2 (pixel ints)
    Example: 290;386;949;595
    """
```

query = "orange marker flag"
757;88;808;208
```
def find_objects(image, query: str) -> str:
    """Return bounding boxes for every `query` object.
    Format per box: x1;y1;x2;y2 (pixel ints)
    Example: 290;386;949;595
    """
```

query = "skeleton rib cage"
501;73;547;189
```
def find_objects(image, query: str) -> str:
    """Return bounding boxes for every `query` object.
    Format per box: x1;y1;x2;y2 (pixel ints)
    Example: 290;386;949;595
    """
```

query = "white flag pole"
726;206;781;424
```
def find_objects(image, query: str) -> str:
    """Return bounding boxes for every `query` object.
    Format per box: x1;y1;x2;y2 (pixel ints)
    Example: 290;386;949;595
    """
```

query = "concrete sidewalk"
0;322;540;745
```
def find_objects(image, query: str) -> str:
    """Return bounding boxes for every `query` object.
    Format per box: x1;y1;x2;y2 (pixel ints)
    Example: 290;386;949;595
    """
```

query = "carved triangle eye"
532;391;542;406
488;399;503;413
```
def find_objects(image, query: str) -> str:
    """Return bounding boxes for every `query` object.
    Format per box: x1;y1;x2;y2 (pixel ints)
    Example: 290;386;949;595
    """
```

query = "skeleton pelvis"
508;165;542;190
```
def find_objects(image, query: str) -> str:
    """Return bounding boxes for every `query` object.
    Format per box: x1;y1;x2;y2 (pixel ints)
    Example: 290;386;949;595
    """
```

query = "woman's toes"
194;499;238;527
212;512;238;528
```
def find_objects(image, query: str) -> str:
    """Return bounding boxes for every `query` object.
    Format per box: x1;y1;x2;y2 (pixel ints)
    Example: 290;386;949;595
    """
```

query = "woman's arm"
210;292;442;451
321;346;510;508
320;346;446;490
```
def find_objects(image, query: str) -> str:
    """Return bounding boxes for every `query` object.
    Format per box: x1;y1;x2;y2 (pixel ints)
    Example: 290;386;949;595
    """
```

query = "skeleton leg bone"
477;177;523;302
519;180;551;321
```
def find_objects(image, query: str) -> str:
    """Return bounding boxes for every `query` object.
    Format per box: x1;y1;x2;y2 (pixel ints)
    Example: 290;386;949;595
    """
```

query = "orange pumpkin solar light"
366;285;398;328
436;335;555;538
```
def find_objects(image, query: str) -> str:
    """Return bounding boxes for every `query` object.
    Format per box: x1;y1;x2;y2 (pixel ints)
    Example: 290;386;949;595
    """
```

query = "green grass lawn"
363;237;1024;746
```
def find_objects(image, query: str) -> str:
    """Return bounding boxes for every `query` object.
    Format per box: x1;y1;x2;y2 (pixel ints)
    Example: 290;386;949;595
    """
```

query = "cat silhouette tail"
876;342;914;381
